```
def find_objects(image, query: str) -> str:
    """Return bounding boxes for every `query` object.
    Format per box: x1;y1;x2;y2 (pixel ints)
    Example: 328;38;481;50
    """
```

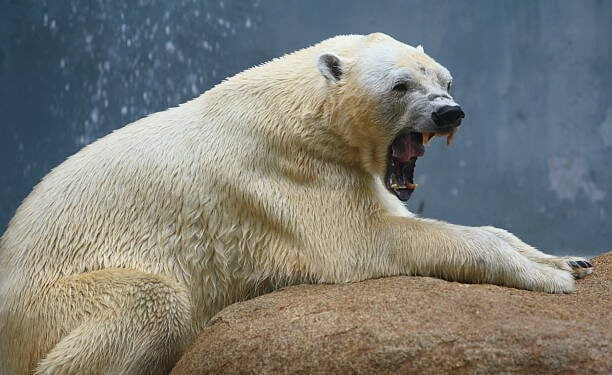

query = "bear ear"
416;45;425;53
317;53;344;83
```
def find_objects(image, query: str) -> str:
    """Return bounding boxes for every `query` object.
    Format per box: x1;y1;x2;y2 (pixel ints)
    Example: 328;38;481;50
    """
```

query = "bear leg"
382;217;578;293
33;268;195;375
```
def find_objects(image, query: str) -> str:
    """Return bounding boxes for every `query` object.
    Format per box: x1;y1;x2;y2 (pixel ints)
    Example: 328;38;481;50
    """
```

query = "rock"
172;253;612;374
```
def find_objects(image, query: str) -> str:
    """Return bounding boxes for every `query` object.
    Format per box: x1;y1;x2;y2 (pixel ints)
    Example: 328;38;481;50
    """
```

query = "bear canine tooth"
446;132;454;146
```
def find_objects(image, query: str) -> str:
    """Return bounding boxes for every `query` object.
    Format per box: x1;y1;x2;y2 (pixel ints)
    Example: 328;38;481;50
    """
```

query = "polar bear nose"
432;105;465;127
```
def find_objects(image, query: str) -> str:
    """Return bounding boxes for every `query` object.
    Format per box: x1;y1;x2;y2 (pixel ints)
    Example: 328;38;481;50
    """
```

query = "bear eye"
446;81;452;93
392;82;408;93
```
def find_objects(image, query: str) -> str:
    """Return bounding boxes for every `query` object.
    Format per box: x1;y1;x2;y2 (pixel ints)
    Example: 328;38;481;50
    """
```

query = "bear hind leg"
34;268;195;375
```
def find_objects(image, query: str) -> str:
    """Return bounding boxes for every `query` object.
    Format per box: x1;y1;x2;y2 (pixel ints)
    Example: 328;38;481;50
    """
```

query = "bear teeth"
390;182;418;190
422;131;455;146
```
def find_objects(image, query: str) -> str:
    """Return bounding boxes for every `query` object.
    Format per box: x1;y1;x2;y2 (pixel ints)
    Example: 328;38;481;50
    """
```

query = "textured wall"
1;0;610;256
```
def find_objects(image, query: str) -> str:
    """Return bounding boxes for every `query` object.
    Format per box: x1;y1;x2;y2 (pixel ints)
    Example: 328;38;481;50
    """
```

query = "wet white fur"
0;33;591;375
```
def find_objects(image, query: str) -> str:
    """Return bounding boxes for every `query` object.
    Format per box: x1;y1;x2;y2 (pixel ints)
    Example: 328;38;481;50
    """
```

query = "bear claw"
568;260;592;268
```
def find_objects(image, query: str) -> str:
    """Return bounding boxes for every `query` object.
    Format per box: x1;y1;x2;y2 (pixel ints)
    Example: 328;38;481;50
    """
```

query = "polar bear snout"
431;105;464;128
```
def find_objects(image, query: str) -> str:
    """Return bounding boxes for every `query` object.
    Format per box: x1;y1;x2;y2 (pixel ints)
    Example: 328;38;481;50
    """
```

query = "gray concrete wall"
1;0;610;256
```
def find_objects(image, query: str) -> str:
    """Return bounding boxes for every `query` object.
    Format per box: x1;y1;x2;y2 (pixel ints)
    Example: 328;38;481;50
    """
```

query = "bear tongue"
391;132;425;162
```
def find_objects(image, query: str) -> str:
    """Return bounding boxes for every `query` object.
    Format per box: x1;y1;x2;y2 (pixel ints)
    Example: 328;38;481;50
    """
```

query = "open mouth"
385;131;455;201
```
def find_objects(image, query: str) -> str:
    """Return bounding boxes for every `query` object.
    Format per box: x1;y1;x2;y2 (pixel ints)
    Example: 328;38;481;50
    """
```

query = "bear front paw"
565;258;593;279
537;256;593;280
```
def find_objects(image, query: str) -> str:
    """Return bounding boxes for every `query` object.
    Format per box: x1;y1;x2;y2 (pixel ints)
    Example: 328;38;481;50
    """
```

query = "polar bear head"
316;33;464;201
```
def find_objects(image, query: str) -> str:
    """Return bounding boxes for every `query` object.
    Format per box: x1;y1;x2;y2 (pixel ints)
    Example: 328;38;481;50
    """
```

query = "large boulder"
173;253;611;374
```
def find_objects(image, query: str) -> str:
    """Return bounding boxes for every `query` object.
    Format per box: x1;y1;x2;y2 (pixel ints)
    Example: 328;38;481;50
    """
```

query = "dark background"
1;0;610;256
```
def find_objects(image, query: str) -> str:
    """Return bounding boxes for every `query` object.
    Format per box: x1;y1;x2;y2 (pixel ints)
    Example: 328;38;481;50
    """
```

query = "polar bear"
0;33;592;374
